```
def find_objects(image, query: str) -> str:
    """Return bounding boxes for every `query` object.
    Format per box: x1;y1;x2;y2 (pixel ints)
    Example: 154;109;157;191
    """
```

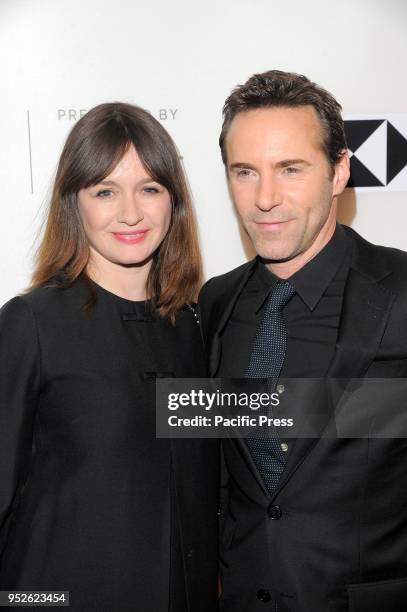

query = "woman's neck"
86;250;151;301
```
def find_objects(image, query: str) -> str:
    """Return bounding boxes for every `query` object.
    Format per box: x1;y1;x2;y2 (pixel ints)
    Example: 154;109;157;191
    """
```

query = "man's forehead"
229;105;322;135
226;105;325;158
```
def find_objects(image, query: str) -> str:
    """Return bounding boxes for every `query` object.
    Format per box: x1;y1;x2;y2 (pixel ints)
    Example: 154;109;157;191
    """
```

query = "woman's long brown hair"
30;102;202;321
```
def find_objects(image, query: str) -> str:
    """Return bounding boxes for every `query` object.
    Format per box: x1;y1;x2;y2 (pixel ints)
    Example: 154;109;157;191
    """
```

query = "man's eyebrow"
277;159;310;167
228;159;311;171
229;162;257;170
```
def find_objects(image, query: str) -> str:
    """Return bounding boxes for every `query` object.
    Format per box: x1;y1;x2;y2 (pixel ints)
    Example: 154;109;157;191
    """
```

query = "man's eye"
236;169;253;177
96;189;113;197
285;166;301;174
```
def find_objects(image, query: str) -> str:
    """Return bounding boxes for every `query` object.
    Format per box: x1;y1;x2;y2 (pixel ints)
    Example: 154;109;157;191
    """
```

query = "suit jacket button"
268;504;282;519
257;589;271;602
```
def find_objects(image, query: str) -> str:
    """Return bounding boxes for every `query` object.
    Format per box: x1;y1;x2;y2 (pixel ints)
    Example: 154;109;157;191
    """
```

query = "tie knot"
267;281;296;312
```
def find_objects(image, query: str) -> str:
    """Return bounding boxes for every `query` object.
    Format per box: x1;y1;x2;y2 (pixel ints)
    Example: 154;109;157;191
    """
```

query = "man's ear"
332;150;350;197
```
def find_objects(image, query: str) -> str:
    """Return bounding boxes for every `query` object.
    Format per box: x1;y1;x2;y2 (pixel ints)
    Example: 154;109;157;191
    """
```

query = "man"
199;70;407;611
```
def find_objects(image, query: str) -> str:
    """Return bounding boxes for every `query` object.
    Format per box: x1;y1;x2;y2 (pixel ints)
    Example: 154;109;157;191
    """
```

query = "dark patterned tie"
245;280;296;493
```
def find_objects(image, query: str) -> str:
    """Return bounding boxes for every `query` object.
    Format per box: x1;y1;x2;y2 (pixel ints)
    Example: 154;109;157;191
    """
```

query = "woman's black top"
0;279;219;611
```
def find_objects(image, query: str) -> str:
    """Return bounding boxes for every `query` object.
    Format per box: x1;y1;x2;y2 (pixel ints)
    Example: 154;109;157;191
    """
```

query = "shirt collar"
251;224;350;312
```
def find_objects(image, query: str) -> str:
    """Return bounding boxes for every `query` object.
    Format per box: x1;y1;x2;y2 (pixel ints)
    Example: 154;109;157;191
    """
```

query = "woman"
0;103;219;611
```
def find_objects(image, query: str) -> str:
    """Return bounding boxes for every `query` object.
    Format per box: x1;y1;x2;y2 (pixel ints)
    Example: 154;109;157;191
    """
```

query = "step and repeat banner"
0;0;406;304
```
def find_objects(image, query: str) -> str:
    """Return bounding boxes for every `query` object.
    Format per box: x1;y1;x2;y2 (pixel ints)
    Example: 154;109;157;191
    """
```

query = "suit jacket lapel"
325;267;395;378
205;259;270;496
271;238;396;499
207;228;397;500
208;260;257;376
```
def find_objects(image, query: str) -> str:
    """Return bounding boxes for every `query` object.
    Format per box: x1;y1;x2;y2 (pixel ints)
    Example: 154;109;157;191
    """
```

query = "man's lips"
254;220;292;230
112;230;149;244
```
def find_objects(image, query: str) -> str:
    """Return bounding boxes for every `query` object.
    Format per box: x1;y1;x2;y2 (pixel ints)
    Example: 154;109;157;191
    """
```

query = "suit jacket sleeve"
0;297;40;556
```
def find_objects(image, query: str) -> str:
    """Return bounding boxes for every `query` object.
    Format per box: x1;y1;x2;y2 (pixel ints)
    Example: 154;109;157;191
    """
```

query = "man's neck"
266;217;337;280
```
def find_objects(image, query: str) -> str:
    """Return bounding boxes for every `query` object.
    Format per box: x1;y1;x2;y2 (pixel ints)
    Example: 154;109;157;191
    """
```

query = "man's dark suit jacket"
199;226;407;612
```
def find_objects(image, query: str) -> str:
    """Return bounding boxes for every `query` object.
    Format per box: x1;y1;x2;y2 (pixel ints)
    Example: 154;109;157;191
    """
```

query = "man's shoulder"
200;260;255;302
345;225;407;279
198;260;256;334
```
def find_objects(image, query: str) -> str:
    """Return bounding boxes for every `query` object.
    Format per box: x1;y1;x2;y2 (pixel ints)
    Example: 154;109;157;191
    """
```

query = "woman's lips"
112;230;149;244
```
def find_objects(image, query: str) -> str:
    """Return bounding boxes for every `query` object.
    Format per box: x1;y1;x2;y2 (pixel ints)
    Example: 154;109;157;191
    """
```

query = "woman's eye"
96;189;113;197
143;186;160;194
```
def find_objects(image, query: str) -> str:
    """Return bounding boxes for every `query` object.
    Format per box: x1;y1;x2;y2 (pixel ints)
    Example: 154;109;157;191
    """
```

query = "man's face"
225;106;349;267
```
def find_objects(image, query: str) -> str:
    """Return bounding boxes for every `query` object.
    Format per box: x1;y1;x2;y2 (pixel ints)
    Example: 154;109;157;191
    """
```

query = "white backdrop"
0;0;406;305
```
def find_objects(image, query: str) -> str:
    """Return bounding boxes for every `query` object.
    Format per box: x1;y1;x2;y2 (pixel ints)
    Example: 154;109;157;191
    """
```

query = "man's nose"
255;175;282;212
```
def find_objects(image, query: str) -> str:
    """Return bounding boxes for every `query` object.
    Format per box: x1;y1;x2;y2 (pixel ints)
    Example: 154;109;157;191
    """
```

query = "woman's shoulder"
0;294;41;343
1;281;86;321
0;294;34;325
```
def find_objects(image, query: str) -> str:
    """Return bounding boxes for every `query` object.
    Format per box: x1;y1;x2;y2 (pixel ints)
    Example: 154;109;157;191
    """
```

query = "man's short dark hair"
219;70;347;170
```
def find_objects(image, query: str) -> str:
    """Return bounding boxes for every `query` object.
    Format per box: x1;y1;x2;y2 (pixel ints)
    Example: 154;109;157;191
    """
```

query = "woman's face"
78;145;172;273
